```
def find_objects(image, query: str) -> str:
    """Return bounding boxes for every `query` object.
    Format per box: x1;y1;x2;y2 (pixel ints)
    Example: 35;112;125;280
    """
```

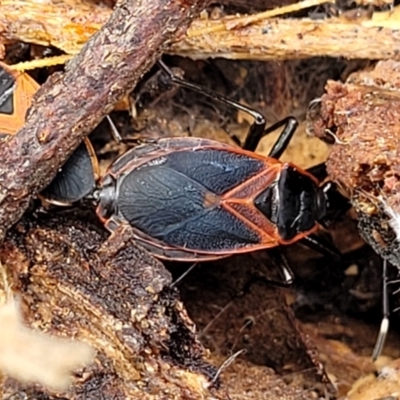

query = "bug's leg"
372;259;390;361
106;115;123;143
170;263;198;288
299;234;341;260
264;116;298;158
157;60;266;147
105;114;154;147
268;248;295;286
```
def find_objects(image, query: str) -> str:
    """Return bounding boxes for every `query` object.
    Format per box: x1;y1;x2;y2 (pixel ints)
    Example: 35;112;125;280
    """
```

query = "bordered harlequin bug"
45;61;350;264
0;61;99;204
96;136;346;261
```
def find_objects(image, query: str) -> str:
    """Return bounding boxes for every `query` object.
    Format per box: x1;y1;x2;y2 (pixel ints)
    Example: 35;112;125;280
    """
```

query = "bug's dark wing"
117;165;261;252
41;141;96;204
162;148;264;195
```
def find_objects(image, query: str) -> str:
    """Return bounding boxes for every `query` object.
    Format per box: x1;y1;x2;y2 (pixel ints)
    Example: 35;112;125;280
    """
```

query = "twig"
173;8;400;60
0;0;208;241
187;0;331;35
2;1;400;61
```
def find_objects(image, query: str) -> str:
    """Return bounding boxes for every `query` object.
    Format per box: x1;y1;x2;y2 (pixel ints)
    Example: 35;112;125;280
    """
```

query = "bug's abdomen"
41;141;97;204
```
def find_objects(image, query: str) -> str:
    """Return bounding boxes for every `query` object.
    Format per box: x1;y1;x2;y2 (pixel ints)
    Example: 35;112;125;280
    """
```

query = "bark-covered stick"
0;0;208;241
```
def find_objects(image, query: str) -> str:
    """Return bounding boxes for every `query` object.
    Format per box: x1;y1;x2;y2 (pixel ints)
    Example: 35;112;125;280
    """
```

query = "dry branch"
174;11;400;60
2;1;400;63
0;0;208;241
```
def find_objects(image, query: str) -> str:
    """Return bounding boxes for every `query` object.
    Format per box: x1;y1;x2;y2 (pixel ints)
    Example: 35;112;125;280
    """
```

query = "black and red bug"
92;62;349;261
96;136;347;261
0;61;99;204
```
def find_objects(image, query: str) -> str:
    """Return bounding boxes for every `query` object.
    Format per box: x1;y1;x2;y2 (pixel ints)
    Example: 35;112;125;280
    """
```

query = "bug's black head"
316;182;350;228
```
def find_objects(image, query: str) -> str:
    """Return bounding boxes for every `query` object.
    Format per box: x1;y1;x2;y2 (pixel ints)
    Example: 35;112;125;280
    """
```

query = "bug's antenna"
210;349;246;386
372;259;389;361
170;263;198;288
106;115;123;143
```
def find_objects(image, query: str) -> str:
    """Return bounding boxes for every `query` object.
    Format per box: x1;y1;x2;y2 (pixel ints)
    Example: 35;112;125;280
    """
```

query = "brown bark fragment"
308;60;400;267
0;0;208;241
0;213;220;399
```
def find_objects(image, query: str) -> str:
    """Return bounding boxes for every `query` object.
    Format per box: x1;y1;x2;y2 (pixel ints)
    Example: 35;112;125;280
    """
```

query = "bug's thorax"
254;163;320;242
254;164;349;242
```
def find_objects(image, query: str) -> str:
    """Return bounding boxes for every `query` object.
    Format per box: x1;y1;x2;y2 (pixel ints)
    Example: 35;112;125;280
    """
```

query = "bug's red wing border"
222;162;320;245
128;215;318;262
121;223;281;262
106;136;282;179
